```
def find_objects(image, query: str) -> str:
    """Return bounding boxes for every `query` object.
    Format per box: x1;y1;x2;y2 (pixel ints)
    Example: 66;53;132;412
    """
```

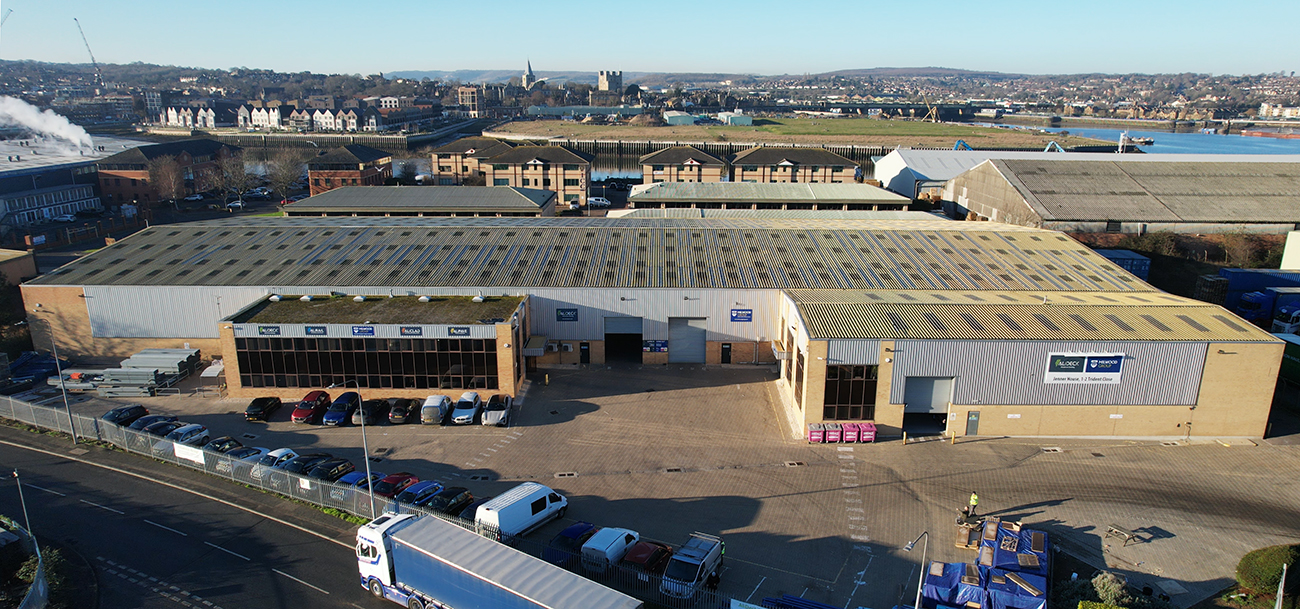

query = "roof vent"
353;295;365;302
299;295;312;302
268;294;281;302
472;291;485;303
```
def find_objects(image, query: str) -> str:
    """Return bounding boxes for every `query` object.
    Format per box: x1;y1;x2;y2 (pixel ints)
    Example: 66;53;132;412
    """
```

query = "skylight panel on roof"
1104;314;1135;332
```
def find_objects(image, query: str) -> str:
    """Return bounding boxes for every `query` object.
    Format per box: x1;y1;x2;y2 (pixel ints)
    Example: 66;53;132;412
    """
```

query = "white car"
587;197;611;208
450;391;482;425
183;194;204;202
152;423;209;456
51;214;77;223
481;394;513;427
568;201;581;211
250;448;298;480
226;201;246;211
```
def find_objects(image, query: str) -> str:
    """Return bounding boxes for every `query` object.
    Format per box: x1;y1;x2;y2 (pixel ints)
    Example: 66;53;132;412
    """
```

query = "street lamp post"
904;531;930;609
31;304;75;445
328;379;376;518
12;470;41;561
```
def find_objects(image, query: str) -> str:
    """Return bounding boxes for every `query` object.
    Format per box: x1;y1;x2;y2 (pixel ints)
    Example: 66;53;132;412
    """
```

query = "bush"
1236;544;1300;594
1080;601;1125;609
1116;232;1181;257
1051;572;1173;609
15;547;70;608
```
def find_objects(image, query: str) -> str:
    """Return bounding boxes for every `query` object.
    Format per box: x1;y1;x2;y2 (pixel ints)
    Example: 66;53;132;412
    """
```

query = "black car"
128;414;178;431
142;420;185;437
306;458;355;482
102;404;149;426
282;453;334;475
203;436;243;453
424;487;474;515
245;397;282;421
457;495;494;520
386;398;416;424
353;399;389;426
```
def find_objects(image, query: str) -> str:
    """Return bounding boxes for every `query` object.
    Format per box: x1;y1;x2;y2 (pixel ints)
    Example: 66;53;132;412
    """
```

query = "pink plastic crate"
824;423;842;443
807;423;825;443
840;422;860;443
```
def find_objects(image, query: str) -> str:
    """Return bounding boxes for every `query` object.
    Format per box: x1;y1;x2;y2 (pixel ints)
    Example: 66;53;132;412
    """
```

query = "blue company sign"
556;308;579;322
400;326;423;336
305;326;327;336
642;340;668;353
448;327;471;336
257;326;281;336
1045;353;1125;384
730;309;754;323
351;326;376;337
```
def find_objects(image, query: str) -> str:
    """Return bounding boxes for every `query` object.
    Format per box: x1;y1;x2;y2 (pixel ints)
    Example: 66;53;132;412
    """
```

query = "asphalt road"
0;442;371;609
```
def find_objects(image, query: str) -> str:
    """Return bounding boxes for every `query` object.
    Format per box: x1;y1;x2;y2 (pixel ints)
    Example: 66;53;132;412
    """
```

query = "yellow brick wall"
874;341;903;437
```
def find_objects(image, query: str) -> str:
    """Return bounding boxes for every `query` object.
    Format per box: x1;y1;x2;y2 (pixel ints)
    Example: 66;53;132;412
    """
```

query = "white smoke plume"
0;96;94;149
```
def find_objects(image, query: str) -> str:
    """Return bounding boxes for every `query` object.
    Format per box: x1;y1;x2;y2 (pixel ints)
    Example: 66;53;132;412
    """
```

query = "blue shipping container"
1095;250;1151;281
1218;269;1300;310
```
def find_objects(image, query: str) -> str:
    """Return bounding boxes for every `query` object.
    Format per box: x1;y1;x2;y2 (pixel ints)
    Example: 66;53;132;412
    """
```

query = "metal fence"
0;516;48;609
0;397;734;609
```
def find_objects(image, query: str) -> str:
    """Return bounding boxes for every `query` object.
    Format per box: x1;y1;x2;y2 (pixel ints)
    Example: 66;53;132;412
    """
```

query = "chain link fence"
1;396;734;608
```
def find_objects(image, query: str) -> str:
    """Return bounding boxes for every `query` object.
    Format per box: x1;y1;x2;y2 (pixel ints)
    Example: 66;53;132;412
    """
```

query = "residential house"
639;146;728;184
730;147;857;184
96;139;242;204
481;145;593;206
429;136;515;185
306;144;393;196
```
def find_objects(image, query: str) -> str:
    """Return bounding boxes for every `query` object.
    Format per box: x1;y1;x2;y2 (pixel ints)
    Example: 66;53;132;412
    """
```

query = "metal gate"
903;377;954;414
668;317;707;363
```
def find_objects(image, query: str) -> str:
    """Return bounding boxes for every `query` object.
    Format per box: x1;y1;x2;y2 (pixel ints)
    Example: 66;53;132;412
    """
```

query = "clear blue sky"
0;0;1296;77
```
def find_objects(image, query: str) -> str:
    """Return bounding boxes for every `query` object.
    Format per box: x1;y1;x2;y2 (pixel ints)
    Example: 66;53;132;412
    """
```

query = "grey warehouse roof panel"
731;146;857;166
30;217;1150;293
885;149;1300;183
428;136;514;158
638;146;726;166
629;182;910;204
98;139;239;166
284;186;554;213
613;209;944;220
486;145;593;164
307;144;391;166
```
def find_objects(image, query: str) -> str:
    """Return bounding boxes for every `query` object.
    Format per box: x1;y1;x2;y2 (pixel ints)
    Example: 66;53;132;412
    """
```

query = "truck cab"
659;532;724;599
357;513;415;601
1274;304;1300;334
1236;291;1274;325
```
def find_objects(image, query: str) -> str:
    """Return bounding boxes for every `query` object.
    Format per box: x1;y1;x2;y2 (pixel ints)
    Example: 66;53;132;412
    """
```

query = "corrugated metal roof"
787;289;1277;342
884;149;1300;183
29;216;1148;293
629;182;911;203
612;209;944;220
284;186;554;213
995;159;1300;223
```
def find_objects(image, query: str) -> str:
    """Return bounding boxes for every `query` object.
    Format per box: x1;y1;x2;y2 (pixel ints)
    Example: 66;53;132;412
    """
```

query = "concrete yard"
40;365;1300;609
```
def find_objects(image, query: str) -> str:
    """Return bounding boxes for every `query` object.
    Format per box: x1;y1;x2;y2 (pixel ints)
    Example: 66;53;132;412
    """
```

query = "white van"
475;482;567;541
581;527;639;572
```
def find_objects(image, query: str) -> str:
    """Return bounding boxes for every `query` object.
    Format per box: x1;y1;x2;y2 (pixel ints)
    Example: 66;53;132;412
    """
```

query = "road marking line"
79;499;124;514
272;568;330;594
745;576;767;602
144;520;188;536
25;483;65;496
837;447;854;452
204;542;251;561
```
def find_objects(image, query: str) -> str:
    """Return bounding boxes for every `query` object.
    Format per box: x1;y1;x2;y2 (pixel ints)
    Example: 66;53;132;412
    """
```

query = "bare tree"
266;148;309;201
146;155;185;209
215;152;256;202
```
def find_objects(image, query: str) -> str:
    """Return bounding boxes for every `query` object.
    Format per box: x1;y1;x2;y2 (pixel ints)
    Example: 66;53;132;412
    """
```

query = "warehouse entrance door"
668;317;707;363
902;376;954;437
604;317;643;364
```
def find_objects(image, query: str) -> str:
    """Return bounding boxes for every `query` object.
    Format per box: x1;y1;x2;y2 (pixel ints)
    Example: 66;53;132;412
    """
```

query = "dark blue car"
322;392;360;426
544;522;597;566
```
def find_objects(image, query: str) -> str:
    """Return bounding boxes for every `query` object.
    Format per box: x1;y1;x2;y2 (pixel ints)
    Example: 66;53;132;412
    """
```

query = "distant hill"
387;66;1025;86
817;67;1025;79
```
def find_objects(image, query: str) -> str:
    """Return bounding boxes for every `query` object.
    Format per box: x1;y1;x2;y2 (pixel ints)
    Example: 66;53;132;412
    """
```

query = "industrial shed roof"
992;159;1300;223
787;289;1277;342
233;295;523;325
629;182;910;204
29;217;1148;292
283;186;554;214
611;209;943;220
880;149;1300;184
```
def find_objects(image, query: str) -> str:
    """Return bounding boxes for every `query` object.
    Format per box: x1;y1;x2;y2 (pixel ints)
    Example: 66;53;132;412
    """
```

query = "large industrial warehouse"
22;215;1282;439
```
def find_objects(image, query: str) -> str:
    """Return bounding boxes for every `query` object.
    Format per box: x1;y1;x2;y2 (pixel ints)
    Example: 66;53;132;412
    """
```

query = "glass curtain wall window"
823;365;877;420
235;337;498;390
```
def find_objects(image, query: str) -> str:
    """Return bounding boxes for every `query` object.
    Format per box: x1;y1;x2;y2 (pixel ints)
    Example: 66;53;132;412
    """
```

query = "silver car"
450;391;482;425
421;395;452;425
481;394;513;427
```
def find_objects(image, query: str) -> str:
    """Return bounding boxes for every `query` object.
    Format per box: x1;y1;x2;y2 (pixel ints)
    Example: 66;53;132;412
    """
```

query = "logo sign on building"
642;340;668;353
730;309;754;323
1044;353;1125;384
305;326;327;336
448;327;470;337
32;235;45;245
556;308;579;322
351;326;376;337
400;326;423;336
257;326;281;336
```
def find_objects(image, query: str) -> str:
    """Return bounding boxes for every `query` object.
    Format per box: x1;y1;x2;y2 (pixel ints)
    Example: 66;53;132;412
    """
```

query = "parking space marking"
272;568;331;594
144;519;188;536
204;541;251;561
745;576;767;602
95;556;223;609
25;483;65;496
79;499;125;514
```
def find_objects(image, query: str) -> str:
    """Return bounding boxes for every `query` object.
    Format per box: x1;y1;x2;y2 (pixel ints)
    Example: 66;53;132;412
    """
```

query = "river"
1041;126;1300;154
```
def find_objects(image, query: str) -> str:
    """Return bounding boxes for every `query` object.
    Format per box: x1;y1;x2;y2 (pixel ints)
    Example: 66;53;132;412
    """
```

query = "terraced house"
481;145;593;207
731;147;857;184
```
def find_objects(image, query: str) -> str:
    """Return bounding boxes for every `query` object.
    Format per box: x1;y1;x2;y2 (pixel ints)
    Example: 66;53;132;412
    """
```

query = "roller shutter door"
604;317;643;334
668;317;707;363
903;377;954;414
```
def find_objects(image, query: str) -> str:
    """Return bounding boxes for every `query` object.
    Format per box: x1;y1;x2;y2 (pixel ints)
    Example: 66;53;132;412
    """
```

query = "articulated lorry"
1235;286;1300;331
357;513;643;609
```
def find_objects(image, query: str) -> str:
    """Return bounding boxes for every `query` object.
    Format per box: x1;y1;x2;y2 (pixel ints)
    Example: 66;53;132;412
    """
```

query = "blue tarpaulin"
985;568;1047;609
922;562;987;609
980;524;1050;578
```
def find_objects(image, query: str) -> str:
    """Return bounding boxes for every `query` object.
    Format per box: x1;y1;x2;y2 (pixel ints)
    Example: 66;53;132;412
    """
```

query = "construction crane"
919;93;939;123
73;18;104;93
1;9;14;28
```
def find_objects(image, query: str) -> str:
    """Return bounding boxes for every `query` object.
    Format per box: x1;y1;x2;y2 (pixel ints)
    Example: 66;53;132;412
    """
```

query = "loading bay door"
604;316;643;363
903;377;954;414
668;317;707;363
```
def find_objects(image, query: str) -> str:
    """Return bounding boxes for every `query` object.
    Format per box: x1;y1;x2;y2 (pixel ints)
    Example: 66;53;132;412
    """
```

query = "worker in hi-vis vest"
968;492;979;517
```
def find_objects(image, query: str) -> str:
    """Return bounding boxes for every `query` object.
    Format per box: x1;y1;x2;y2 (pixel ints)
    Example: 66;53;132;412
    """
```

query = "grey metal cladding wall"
525;289;781;341
888;340;1206;406
85;286;268;338
827;340;881;365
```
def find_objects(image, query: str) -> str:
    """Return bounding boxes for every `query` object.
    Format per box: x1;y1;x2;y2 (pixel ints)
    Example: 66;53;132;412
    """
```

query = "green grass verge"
743;117;1007;138
251;211;284;217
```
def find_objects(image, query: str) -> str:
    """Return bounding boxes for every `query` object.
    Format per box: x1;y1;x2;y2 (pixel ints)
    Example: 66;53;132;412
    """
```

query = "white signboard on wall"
1044;353;1125;384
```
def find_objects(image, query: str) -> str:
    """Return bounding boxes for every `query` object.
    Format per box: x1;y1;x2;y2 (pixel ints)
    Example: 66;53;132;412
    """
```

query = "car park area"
29;364;1300;609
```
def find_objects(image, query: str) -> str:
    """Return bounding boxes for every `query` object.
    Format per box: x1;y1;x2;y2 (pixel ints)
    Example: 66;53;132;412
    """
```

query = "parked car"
372;473;419;498
223;446;268;462
226;201;246;211
475;482;567;541
582;527;640;572
306;458;355;482
450;391;482;425
128;414;177;431
75;208;103;218
282;453;334;475
568;201;581;211
386;398;416;424
244;397;282;421
323;391;361;426
481;394;512;427
421;395;452;425
52;214;77;223
291;390;331;424
622;541;674;580
394;480;444;506
353;399;389;426
424;487;473;515
183;194;204;202
544;522;598;566
338;470;386;490
142;420;185;437
154;423;209;456
457;495;494;520
587;197;611;208
202;436;242;453
215;446;268;475
250;448;299;480
102;404;149;426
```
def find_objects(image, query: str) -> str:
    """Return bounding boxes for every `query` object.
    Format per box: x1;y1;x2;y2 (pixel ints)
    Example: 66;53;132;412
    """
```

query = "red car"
372;473;419;498
622;541;673;579
291;390;331;424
